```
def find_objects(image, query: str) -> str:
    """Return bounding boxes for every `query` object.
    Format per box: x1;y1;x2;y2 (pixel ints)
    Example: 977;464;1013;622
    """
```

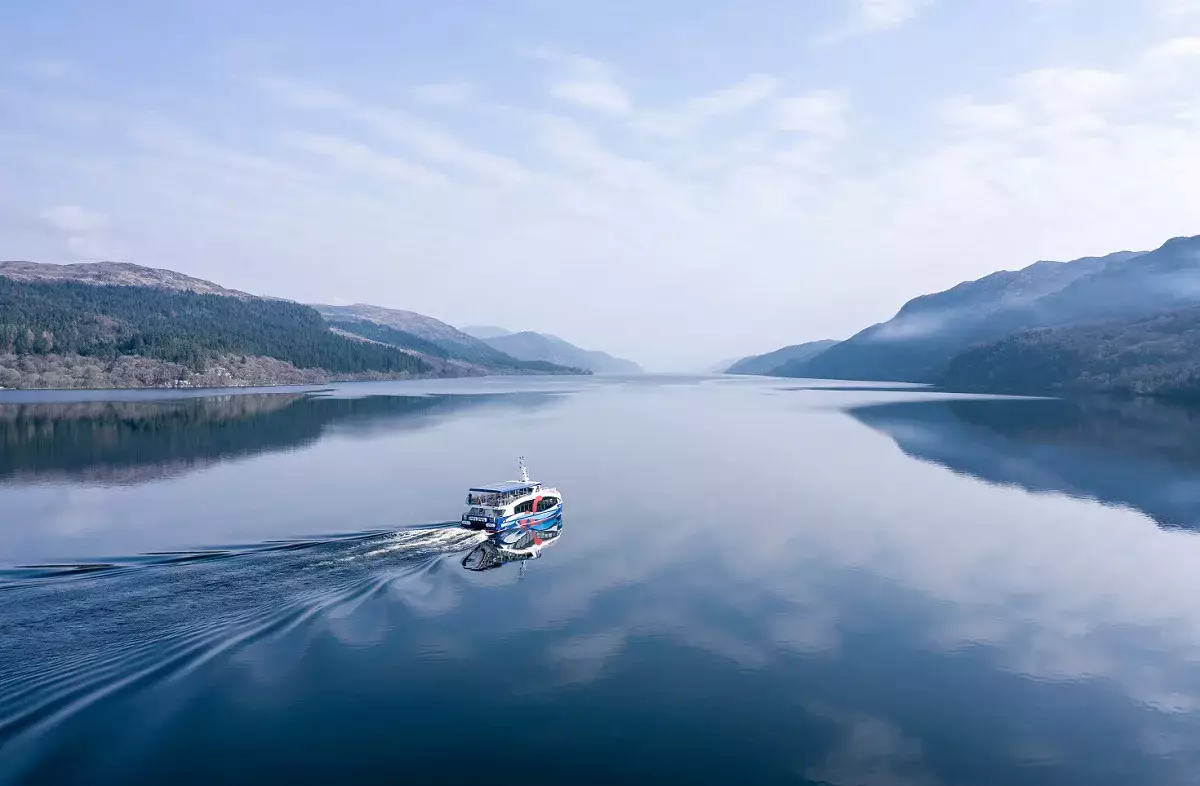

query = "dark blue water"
3;377;1200;785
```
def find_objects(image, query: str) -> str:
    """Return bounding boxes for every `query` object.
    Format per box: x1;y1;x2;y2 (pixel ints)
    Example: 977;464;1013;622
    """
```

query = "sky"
2;0;1200;370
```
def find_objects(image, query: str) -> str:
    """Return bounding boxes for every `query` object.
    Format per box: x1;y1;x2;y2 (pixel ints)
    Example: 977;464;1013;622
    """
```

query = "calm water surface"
3;376;1200;785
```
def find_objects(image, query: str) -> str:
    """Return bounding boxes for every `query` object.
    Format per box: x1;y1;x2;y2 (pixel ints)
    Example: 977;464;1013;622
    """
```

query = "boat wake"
0;523;487;781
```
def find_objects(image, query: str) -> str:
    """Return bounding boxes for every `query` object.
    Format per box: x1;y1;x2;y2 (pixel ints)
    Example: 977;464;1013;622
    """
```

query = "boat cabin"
466;481;542;508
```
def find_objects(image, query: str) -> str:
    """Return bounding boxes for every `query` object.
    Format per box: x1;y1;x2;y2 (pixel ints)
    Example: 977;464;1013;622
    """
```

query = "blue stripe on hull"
491;505;562;532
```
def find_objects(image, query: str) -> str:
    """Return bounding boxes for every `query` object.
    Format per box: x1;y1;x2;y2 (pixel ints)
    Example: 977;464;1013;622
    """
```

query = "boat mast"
518;456;530;483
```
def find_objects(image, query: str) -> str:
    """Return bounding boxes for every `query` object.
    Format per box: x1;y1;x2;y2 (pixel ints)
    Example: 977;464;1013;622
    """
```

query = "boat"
461;457;563;538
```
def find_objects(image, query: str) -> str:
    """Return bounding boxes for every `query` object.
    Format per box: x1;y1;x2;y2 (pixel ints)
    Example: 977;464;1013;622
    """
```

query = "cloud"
1154;0;1200;19
776;89;850;137
854;0;936;30
259;77;529;184
1145;35;1200;60
817;0;934;41
535;52;632;116
281;131;450;188
635;74;780;138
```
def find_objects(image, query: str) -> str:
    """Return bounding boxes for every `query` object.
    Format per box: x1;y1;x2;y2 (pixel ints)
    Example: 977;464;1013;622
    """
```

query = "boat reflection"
460;516;564;572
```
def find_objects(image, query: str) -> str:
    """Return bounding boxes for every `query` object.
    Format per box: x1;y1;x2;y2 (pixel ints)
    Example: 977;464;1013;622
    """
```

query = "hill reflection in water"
0;391;563;487
849;395;1200;531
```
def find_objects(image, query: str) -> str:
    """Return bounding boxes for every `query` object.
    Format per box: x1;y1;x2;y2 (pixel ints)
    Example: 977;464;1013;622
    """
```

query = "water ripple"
0;523;483;779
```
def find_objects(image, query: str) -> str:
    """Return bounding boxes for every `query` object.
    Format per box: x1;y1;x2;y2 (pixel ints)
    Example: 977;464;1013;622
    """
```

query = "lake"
3;376;1200;785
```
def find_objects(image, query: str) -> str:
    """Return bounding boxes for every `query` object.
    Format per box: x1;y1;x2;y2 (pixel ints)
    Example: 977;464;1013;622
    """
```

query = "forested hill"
0;276;433;389
324;317;586;374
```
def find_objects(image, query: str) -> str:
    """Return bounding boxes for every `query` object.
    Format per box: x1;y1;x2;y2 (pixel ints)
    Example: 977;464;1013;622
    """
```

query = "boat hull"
490;505;562;536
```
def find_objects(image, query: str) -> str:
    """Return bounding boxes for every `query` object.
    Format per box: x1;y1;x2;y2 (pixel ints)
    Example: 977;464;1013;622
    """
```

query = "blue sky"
3;0;1200;369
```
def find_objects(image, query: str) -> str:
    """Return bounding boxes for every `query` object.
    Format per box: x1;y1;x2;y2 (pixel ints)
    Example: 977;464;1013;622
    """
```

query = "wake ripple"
0;524;484;779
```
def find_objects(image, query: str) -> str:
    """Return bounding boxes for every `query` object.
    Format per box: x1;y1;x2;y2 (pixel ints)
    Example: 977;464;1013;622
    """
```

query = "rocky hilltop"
0;261;253;298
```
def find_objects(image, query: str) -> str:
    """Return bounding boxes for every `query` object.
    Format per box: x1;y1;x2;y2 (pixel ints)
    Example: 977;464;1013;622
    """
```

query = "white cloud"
537;53;632;116
355;106;531;184
853;0;935;31
817;0;934;41
1149;34;1200;54
776;89;850;137
1154;0;1200;19
259;77;529;184
282;131;450;188
635;74;780;138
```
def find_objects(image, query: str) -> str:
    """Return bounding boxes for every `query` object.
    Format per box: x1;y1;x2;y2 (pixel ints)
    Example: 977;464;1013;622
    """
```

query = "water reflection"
0;391;563;486
461;516;564;572
849;396;1200;531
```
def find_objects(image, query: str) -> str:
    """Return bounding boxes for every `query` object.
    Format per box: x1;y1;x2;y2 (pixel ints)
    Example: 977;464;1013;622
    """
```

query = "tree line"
0;278;432;375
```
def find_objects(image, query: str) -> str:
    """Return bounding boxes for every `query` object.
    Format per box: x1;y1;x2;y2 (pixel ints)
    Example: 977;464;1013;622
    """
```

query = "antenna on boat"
518;456;529;483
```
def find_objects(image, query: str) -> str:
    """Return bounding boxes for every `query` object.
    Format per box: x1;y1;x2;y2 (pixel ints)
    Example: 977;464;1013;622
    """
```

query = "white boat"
460;458;563;540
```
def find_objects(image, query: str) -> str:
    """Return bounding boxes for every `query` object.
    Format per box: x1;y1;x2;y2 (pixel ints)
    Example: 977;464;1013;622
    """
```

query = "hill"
0;274;433;389
312;305;585;375
726;340;838;376
0;260;256;298
479;330;642;375
941;305;1200;398
0;262;586;389
784;249;1143;383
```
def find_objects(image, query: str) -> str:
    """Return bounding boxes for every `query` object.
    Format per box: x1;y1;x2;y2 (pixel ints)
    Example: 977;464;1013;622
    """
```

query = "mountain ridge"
726;340;838;376
311;305;585;375
0;262;585;388
789;248;1146;383
477;329;642;375
0;260;255;298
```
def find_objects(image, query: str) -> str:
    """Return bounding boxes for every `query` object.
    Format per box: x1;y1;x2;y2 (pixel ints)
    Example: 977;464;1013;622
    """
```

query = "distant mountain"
479;331;642;375
707;357;743;374
768;233;1200;396
784;249;1143;383
312;305;584;375
461;325;513;340
726;340;838;376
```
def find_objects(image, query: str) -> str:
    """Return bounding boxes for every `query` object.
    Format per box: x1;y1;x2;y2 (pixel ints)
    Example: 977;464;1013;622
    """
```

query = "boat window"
515;499;534;514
